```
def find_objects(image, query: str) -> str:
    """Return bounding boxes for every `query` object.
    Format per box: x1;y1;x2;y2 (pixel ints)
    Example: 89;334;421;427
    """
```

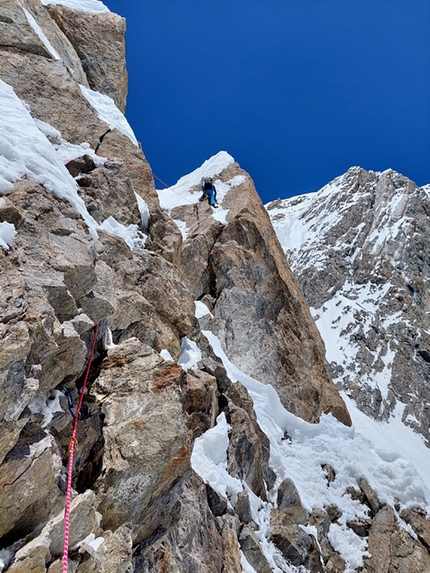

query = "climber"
199;177;217;207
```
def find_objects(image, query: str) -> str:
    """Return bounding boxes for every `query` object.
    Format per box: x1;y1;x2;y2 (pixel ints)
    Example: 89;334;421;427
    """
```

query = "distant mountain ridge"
267;166;430;447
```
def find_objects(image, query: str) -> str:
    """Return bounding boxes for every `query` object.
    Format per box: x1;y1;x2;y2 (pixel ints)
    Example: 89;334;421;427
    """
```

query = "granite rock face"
1;2;430;572
171;164;351;426
46;4;128;112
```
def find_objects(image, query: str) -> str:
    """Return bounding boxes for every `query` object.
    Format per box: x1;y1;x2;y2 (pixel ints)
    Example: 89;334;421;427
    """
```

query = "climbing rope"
62;323;99;573
64;154;196;205
115;160;195;205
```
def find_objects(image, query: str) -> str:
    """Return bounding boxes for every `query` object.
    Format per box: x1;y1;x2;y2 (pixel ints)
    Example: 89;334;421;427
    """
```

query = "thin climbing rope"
62;323;99;573
64;154;196;205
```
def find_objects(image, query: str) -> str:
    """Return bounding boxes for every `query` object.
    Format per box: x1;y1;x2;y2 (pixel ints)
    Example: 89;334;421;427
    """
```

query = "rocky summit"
1;1;430;573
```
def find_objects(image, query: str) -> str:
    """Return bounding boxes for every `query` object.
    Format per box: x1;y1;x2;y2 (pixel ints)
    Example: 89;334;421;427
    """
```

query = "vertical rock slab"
92;339;192;543
46;5;128;111
185;164;351;425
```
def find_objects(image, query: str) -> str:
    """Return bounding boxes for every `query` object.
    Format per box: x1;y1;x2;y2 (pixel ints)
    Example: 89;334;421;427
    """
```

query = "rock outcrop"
170;164;351;426
1;2;430;573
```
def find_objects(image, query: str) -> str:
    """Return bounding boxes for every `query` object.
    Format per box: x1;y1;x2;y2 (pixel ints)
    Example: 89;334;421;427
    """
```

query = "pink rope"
62;324;99;572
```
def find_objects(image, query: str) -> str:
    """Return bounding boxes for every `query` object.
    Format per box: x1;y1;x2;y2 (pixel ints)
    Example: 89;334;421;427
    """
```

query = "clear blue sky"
104;0;430;203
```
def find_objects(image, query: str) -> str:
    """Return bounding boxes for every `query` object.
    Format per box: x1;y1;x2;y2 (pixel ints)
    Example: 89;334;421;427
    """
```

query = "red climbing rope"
62;323;99;573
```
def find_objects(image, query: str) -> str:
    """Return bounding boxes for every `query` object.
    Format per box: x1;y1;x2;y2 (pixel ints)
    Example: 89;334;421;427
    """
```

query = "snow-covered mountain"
267;166;430;483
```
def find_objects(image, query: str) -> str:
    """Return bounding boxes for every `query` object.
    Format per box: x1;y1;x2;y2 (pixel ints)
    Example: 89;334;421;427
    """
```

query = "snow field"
186;329;430;572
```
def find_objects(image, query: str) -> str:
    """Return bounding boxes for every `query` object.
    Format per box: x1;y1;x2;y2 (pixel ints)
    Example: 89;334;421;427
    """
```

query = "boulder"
92;339;192;543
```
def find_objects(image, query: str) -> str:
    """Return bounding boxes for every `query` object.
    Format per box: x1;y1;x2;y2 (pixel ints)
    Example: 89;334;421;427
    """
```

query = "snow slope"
188;326;430;573
156;151;245;234
266;166;430;502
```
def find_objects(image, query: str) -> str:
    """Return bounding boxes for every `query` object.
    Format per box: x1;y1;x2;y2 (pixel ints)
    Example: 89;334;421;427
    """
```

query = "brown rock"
359;477;381;516
0;0;55;59
76;524;133;573
46;5;128;111
277;478;307;524
363;505;430;572
218;514;243;573
7;546;49;573
183;370;218;439
401;507;430;552
133;474;224;572
179;163;351;425
75;161;142;226
12;0;89;85
239;525;272;573
96;130;158;207
93;339;191;543
0;50;108;146
0;435;61;538
226;385;270;500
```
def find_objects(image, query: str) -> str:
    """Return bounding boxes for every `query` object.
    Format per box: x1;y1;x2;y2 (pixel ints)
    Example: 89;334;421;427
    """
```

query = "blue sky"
104;0;430;203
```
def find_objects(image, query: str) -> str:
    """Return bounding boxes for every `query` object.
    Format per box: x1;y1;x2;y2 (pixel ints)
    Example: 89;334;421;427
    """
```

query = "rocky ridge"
267;167;430;445
1;1;430;572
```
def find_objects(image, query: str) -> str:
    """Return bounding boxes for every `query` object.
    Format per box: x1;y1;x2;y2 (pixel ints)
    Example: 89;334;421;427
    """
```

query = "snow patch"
134;192;150;232
40;0;109;13
160;349;174;362
21;5;61;60
78;533;105;554
195;300;213;319
103;327;116;350
177;337;202;371
100;216;146;251
0;80;98;236
157;151;235;212
28;390;64;427
173;219;188;239
0;222;16;250
191;412;243;505
79;85;138;145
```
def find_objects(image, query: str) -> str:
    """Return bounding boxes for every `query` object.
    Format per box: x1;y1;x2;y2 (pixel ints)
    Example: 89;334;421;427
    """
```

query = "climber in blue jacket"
199;177;217;207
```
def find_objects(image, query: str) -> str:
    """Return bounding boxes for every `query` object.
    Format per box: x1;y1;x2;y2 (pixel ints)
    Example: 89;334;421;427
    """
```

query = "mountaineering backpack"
202;177;213;191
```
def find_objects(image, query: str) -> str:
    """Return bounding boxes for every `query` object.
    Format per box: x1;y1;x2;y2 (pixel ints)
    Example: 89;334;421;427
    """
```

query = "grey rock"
359;477;381;516
269;167;430;445
269;509;323;571
205;483;228;517
239;525;272;573
234;490;253;524
277;478;307;524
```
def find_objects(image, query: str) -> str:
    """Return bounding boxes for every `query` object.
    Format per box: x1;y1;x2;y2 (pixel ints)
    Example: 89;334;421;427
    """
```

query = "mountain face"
1;2;430;573
267;167;430;446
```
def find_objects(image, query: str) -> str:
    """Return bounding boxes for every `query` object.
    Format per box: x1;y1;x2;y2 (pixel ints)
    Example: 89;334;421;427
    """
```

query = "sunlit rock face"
268;167;430;445
171;162;351;426
1;1;430;572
